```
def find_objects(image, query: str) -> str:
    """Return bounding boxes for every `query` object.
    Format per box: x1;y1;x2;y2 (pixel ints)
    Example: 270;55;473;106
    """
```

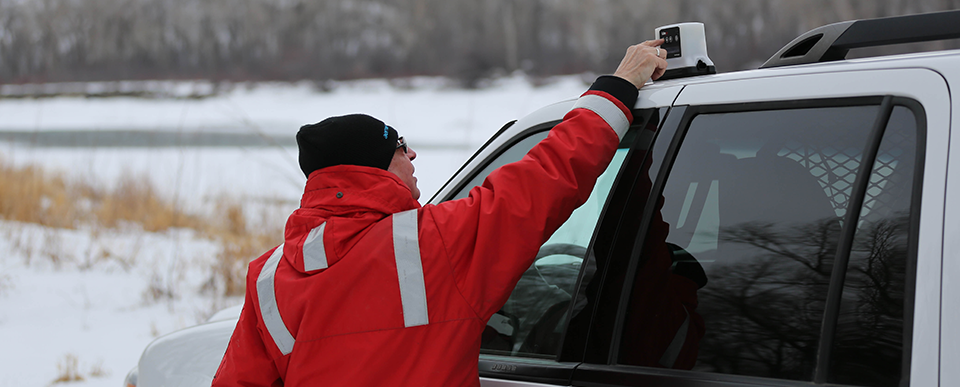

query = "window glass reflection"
830;106;917;387
619;105;886;381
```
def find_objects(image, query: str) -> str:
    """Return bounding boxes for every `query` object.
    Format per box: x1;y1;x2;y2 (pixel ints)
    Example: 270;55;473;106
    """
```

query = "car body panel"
938;56;960;386
137;319;235;387
207;304;243;322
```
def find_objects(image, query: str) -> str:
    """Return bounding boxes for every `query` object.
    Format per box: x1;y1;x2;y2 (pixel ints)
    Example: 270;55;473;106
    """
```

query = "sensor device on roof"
655;22;716;80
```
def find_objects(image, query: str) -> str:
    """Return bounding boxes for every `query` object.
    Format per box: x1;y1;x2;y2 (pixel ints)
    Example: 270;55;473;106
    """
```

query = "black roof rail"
761;9;960;69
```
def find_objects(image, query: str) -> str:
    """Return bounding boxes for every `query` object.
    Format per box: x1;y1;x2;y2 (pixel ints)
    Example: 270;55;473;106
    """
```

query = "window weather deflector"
761;10;960;68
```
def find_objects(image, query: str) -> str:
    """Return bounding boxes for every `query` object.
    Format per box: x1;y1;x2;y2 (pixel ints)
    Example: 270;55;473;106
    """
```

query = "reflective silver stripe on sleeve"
658;306;691;368
302;222;328;271
572;94;630;140
256;244;296;355
392;209;429;327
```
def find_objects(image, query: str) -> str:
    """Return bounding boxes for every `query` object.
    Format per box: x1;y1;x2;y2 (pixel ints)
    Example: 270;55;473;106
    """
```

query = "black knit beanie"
296;114;399;178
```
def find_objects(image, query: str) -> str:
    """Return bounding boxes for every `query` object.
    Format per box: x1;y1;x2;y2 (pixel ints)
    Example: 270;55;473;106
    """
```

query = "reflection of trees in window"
694;213;908;386
830;105;915;387
620;103;917;385
831;213;909;387
693;217;839;380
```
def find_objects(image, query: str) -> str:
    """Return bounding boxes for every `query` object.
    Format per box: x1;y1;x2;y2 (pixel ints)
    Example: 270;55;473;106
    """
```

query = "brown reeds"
0;158;198;231
51;354;84;384
94;173;202;232
0;157;282;296
0;158;77;228
206;201;284;296
49;354;110;385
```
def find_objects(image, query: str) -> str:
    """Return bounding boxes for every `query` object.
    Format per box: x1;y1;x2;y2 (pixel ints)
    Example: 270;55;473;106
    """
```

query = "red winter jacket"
212;87;632;387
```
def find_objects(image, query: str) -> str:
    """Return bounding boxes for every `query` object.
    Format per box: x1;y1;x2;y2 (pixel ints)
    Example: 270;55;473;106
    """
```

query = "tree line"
1;0;958;86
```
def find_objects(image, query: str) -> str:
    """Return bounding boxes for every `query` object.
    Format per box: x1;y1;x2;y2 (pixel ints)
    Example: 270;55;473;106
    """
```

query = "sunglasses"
396;136;408;154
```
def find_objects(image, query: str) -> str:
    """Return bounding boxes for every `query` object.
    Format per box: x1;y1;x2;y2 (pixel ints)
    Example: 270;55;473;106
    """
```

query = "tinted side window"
616;103;919;386
830;105;919;386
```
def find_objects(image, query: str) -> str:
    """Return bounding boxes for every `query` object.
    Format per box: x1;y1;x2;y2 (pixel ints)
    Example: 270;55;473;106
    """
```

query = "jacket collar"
281;165;420;273
301;165;421;216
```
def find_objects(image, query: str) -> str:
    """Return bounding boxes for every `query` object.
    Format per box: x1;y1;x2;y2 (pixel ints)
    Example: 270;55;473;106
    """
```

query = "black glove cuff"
589;75;639;112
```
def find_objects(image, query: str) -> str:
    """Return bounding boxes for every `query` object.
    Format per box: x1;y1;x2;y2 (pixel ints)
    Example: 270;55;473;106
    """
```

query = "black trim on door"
558;108;662;364
578;106;685;366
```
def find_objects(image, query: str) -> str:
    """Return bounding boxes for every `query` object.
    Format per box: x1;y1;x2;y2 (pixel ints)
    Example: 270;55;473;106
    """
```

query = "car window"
449;126;634;359
616;101;920;387
830;105;919;386
452;131;549;201
496;149;627;357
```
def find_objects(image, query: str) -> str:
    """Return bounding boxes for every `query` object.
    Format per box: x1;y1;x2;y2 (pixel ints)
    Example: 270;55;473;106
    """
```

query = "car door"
571;68;950;387
429;86;682;386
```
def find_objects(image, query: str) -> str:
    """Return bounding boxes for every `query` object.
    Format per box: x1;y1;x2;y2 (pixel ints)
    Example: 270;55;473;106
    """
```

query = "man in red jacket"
213;40;668;386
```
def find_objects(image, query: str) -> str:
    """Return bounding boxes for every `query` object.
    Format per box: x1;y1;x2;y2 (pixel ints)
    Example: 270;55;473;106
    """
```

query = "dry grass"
94;173;202;232
0;157;282;296
49;354;110;385
0;159;77;228
51;354;84;384
88;360;109;378
0;158;200;231
203;200;283;296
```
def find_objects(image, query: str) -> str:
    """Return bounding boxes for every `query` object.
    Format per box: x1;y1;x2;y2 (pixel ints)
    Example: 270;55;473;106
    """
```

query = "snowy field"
0;75;590;386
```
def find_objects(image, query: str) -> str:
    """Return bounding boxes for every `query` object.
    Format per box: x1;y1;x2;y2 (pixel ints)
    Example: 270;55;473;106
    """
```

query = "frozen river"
0;76;589;211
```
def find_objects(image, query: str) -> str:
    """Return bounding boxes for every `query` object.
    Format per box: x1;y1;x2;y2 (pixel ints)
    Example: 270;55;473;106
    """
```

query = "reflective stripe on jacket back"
256;209;426;355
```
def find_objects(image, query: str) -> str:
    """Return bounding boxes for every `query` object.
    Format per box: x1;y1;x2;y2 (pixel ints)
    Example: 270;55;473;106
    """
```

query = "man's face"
387;144;420;200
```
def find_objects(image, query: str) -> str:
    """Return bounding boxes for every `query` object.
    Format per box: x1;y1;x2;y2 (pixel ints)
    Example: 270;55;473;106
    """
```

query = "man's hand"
613;40;668;89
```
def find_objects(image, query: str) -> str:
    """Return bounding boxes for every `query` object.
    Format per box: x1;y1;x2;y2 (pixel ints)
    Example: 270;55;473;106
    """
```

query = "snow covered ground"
0;75;590;386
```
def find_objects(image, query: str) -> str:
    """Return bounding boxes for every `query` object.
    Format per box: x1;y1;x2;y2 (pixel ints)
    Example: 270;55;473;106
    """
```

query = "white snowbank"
0;221;226;387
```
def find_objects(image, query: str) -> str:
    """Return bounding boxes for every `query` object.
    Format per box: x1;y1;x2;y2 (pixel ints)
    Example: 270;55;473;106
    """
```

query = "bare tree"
1;0;958;85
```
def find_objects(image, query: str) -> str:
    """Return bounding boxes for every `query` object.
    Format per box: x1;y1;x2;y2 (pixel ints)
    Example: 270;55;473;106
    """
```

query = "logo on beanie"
383;125;389;139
